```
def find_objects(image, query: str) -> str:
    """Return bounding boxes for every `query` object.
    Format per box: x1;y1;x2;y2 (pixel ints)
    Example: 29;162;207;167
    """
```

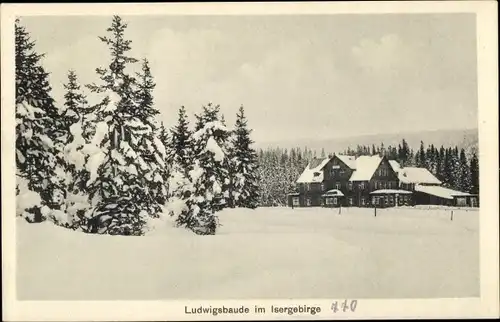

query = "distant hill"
255;128;479;156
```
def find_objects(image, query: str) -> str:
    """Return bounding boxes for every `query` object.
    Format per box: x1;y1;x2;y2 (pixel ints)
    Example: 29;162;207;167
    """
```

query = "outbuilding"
414;184;479;207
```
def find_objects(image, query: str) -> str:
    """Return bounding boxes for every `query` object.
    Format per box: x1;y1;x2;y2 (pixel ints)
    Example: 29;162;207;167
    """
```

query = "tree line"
15;16;259;236
257;140;479;206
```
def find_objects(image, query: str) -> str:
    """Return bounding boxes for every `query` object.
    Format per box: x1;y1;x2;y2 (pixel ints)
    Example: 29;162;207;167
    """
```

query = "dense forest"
257;140;479;206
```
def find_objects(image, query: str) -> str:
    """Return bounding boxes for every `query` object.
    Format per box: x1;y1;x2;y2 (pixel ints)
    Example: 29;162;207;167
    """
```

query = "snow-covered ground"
16;206;479;300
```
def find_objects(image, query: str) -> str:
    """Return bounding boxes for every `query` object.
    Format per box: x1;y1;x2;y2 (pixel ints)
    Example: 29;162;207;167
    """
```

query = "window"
456;197;467;207
372;196;379;205
348;182;353;190
348;197;353;206
321;183;326;191
360;197;366;206
292;197;300;206
306;198;312;206
305;183;311;191
333;197;338;205
335;183;341;190
359;182;365;190
470;197;478;207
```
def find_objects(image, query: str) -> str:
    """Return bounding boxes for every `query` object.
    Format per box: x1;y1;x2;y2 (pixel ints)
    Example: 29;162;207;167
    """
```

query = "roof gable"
388;160;401;172
296;157;331;183
349;155;383;181
335;155;357;169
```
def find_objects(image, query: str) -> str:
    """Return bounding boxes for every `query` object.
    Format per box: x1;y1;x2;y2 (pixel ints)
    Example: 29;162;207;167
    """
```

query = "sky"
21;14;478;144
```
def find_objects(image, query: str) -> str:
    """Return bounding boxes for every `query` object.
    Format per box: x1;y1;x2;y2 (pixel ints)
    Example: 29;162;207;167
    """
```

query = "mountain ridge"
255;128;479;156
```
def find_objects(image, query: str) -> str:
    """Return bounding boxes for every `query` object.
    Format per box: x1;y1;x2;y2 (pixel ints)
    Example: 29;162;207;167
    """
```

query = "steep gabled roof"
296;157;331;183
388;160;402;173
348;155;382;181
398;167;442;185
336;155;357;169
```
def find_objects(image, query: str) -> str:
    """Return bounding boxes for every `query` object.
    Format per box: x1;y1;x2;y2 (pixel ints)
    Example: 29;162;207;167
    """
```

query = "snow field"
16;207;479;300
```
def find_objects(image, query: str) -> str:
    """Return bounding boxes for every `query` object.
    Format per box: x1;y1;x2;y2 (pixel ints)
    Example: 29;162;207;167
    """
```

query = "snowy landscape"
17;206;479;300
13;13;482;302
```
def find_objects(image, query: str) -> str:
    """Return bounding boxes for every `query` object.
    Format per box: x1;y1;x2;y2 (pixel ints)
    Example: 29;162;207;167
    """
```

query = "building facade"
287;154;478;208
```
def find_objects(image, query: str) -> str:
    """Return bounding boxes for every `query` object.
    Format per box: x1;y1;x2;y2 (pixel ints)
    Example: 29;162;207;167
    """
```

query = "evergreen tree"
398;139;410;166
450;147;461;189
229;106;259;208
459;148;471;192
15;18;64;222
416;141;426;167
469;152;479;194
176;122;231;234
437;146;446;182
134;58;169;206
171;106;194;174
84;15;159;235
194;102;221;131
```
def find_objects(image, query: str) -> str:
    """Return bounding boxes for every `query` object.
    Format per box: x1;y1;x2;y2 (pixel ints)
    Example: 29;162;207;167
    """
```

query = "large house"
287;154;478;208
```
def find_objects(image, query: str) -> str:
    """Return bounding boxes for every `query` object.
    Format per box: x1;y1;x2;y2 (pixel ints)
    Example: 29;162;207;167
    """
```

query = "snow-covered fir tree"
170;106;194;174
229;105;259;208
459;148;472;193
134;58;169;207
15;18;67;222
83;15;163;235
168;121;230;235
469;152;479;195
194;102;221;131
193;103;232;210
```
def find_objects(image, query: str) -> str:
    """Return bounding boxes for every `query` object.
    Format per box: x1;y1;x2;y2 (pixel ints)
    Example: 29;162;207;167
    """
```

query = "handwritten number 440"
331;300;358;313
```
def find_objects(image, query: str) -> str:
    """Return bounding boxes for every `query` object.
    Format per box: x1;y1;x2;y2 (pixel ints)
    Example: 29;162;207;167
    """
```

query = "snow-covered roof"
415;185;473;200
296;158;331;183
348;155;382;181
398;167;442;185
336;155;357;169
287;192;300;196
389;160;401;172
322;189;345;197
370;189;412;195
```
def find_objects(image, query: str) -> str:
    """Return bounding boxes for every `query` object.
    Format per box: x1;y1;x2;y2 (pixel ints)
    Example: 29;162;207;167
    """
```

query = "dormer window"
313;172;321;177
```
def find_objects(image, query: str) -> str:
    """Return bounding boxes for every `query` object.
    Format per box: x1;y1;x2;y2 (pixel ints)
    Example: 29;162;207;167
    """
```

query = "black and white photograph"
2;2;498;321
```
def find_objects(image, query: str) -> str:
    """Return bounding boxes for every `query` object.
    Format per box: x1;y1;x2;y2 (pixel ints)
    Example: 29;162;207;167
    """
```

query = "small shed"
321;189;345;207
370;189;413;208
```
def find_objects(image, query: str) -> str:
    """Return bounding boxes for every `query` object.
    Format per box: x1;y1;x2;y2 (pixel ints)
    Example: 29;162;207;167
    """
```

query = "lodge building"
287;154;479;208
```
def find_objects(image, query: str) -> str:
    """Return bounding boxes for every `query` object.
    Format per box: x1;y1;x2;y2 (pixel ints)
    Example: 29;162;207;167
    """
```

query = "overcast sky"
22;14;478;143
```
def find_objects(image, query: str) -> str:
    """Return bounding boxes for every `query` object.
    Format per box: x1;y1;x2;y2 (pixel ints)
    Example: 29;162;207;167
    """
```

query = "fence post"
374;207;377;217
450;210;454;221
339;206;341;215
